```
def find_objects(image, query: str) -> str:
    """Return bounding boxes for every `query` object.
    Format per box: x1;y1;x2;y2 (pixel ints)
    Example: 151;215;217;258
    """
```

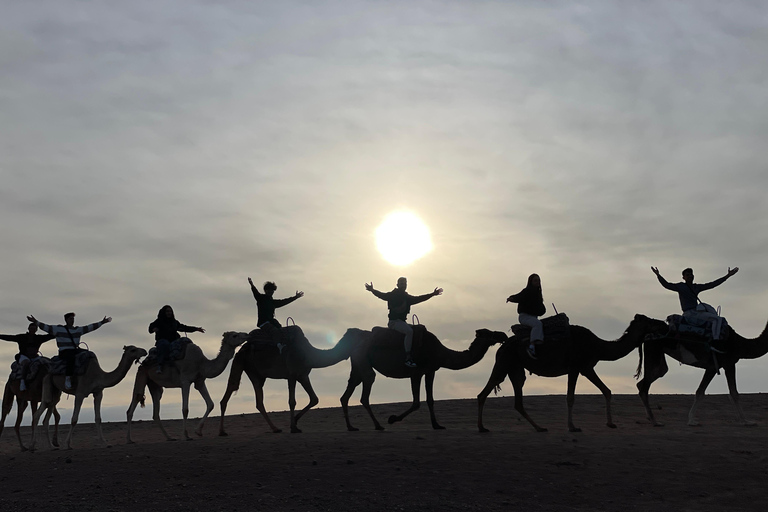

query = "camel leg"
424;371;444;430
581;368;616;429
148;382;174;441
722;364;756;426
126;394;141;444
251;375;281;433
476;356;508;433
180;381;192;440
292;374;319;432
93;390;107;445
566;371;581;433
29;401;48;452
637;352;668;427
126;368;148;444
193;380;214;437
63;394;86;450
14;398;29;451
388;375;422;425
0;381;12;443
340;373;363;432
511;368;546;432
51;406;60;448
219;350;248;437
287;377;301;433
360;373;384;431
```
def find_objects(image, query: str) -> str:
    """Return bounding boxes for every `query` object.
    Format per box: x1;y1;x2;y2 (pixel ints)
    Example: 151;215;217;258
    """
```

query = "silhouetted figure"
27;312;111;389
507;273;546;359
149;305;204;373
0;323;55;391
365;277;443;367
651;266;739;340
248;277;304;331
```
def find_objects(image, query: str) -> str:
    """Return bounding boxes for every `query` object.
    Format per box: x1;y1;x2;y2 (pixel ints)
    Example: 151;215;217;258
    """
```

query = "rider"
507;273;546;359
149;305;205;373
248;278;304;331
651;266;739;339
365;277;443;368
0;323;55;391
27;312;112;390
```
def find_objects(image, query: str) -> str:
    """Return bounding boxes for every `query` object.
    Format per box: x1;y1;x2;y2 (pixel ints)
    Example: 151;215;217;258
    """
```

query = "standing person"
0;323;55;391
507;274;546;359
365;277;443;368
651;266;739;339
248;277;304;331
26;312;112;390
149;305;205;373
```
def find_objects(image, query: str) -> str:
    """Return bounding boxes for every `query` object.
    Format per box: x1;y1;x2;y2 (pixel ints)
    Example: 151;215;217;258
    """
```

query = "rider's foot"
527;345;537;359
405;359;417;368
65;376;72;390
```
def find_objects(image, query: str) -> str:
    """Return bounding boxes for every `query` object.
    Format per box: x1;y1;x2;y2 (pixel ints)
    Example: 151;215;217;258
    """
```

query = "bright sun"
375;211;433;266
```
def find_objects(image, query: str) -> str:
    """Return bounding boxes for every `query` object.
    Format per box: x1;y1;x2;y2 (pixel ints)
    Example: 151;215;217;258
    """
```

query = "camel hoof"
688;422;701;427
607;423;617;429
536;427;548;433
387;415;399;425
218;431;229;437
195;430;203;437
272;428;282;434
478;427;490;433
744;421;758;427
569;427;582;433
347;426;359;432
653;423;665;428
126;440;135;445
167;438;178;442
20;446;28;452
375;425;385;431
52;440;59;448
185;437;194;441
291;427;302;434
432;424;446;430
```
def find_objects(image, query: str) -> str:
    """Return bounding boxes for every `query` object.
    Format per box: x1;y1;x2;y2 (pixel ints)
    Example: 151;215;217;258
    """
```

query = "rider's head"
27;322;38;334
64;312;75;327
682;268;694;284
264;281;277;297
159;305;175;320
527;273;541;289
396;277;407;291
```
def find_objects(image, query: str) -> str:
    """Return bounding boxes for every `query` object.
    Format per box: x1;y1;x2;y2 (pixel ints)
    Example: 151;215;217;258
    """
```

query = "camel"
635;316;768;427
219;326;363;435
126;331;249;443
30;345;147;450
1;369;60;451
340;325;506;431
477;314;661;433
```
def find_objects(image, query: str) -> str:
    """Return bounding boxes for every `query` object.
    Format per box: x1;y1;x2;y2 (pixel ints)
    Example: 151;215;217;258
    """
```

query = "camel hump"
371;324;430;354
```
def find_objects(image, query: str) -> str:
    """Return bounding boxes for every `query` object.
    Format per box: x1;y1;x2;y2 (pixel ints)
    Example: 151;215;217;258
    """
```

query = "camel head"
474;329;508;345
222;331;250;349
123;345;148;364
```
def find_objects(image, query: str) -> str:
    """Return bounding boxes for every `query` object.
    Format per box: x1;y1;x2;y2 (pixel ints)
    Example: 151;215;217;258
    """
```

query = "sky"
2;0;767;427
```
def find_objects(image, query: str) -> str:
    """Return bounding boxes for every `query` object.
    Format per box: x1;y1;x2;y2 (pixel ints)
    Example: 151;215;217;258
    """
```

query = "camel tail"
493;384;502;396
634;345;644;380
226;346;247;392
137;394;146;408
2;380;14;413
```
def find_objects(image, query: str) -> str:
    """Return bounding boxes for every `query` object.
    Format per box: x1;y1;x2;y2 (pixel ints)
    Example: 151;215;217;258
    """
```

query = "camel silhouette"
1;368;60;451
219;326;362;435
341;325;506;431
635;316;768;426
477;314;660;432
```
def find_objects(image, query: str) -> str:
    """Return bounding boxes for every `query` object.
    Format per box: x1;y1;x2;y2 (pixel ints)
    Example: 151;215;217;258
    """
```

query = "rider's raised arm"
408;288;442;306
28;318;54;334
365;283;389;301
653;271;676;291
81;317;110;335
0;334;21;342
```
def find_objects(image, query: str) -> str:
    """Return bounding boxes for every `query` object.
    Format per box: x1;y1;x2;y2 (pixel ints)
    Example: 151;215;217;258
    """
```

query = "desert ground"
1;393;768;511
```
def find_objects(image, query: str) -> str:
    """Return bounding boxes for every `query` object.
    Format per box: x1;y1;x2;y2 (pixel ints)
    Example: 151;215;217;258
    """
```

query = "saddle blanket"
48;351;96;376
511;313;570;343
9;357;51;381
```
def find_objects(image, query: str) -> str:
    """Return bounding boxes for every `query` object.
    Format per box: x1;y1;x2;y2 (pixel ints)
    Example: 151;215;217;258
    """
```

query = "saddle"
143;337;194;367
241;325;304;353
9;357;51;381
371;324;428;356
511;313;571;344
665;312;731;348
48;351;96;376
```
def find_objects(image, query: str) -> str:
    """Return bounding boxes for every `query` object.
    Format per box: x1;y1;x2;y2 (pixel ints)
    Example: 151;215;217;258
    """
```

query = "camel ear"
123;345;127;350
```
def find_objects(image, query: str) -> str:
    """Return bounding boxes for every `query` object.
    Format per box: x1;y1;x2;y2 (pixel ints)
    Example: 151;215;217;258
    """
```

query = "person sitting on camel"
149;305;205;373
27;312;111;390
365;277;443;368
248;277;304;332
0;322;55;391
507;273;546;359
651;266;739;340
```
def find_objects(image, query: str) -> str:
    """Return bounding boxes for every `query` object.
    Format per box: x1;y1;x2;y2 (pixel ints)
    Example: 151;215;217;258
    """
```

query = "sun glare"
375;211;433;266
